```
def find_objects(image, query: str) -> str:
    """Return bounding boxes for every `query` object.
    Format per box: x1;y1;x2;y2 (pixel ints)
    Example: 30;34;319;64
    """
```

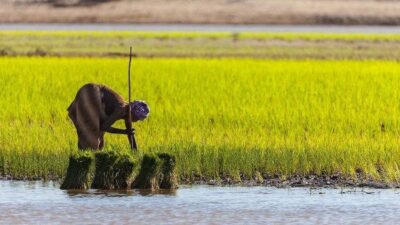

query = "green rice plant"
91;150;138;189
91;150;120;189
132;153;163;190
60;151;93;190
157;153;179;189
0;57;400;183
114;152;137;189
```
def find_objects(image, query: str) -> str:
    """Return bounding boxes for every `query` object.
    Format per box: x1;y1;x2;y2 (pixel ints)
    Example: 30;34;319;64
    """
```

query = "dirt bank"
196;173;398;189
2;0;400;25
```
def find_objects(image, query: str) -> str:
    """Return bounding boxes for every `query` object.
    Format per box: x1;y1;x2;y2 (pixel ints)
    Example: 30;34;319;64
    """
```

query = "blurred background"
2;0;400;25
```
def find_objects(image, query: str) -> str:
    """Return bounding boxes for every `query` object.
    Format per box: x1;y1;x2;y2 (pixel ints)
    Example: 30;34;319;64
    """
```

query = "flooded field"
0;181;399;224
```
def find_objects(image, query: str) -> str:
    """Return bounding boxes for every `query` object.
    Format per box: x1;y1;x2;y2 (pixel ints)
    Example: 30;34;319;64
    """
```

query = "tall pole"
126;46;137;151
128;47;132;103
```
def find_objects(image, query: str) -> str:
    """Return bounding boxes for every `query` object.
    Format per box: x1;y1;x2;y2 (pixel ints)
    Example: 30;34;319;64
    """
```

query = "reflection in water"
65;189;135;197
65;188;177;197
135;188;177;196
1;181;400;225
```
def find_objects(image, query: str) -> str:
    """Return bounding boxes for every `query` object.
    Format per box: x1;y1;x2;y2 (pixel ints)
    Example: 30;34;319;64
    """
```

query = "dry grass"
2;0;400;25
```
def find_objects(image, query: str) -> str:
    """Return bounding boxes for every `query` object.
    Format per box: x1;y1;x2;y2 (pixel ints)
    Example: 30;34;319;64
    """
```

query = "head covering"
130;100;150;121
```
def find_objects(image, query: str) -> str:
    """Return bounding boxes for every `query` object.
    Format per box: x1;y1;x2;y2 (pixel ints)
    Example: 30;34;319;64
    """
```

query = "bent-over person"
67;83;150;150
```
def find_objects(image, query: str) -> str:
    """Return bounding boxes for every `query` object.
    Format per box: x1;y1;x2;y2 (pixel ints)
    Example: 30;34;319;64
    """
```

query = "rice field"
2;31;400;59
1;57;400;183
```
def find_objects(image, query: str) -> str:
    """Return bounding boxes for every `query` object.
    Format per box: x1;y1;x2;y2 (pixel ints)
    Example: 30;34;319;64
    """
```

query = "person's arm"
100;107;128;135
106;127;131;134
124;108;137;150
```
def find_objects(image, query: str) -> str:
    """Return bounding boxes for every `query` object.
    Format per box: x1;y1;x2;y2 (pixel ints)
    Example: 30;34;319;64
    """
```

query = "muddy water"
1;181;400;225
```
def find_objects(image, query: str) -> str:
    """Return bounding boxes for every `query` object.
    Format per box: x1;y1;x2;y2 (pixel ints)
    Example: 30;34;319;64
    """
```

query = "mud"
1;172;397;189
199;173;395;189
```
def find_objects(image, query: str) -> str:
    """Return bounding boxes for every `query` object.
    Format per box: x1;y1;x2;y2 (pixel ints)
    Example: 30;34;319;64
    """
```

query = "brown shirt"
68;83;127;150
99;84;126;121
100;85;125;115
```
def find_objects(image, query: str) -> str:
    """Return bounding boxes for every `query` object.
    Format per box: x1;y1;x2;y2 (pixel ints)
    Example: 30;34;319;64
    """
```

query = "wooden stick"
126;46;137;151
128;47;132;103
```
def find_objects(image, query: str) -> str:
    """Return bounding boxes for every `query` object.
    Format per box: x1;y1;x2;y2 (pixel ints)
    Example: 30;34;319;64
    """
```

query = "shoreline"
1;173;396;189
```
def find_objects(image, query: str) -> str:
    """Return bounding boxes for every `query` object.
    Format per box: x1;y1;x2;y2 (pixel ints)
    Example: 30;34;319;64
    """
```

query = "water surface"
1;181;399;225
1;24;400;33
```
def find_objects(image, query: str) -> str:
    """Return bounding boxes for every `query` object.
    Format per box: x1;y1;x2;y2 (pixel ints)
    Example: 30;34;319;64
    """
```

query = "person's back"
68;83;150;150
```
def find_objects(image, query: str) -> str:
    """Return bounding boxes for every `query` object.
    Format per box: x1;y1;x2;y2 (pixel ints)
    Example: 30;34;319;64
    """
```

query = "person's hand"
125;128;135;135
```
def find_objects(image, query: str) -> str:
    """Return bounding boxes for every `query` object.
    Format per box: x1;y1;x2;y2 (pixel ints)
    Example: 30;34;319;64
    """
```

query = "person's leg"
98;133;105;150
70;84;103;150
78;131;97;150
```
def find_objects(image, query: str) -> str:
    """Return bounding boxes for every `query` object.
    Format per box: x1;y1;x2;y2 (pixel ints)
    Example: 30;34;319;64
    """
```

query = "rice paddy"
2;31;400;59
1;55;400;183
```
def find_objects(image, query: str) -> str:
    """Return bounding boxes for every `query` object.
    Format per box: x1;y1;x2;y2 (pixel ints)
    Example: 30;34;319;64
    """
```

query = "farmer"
67;83;150;150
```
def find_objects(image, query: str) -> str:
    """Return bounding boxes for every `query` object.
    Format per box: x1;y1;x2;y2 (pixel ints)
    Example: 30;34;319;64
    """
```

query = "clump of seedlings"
91;150;120;189
60;150;177;190
132;153;178;190
114;153;137;189
91;150;137;189
230;170;242;183
158;153;178;189
132;153;163;190
60;151;93;190
254;171;264;184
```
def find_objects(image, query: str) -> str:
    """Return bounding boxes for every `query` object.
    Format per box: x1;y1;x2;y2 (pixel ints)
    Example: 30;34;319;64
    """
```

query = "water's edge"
1;173;396;189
